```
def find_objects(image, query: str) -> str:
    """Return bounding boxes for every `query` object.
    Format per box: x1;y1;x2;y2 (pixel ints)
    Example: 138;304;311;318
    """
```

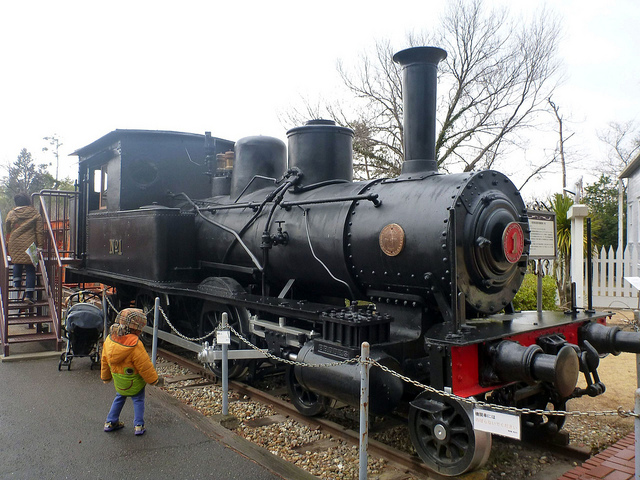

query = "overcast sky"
1;0;638;200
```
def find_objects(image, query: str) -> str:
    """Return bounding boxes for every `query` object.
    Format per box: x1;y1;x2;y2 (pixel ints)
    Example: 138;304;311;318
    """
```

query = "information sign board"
527;210;557;259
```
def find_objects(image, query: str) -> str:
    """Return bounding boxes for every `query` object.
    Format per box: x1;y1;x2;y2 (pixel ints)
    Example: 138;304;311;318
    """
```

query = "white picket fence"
588;244;640;309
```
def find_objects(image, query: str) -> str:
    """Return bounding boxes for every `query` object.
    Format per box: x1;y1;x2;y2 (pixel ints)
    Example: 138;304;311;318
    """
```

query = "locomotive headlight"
502;222;525;264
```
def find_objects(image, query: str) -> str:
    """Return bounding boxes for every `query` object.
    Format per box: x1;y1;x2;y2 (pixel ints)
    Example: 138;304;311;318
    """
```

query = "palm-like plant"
550;193;573;308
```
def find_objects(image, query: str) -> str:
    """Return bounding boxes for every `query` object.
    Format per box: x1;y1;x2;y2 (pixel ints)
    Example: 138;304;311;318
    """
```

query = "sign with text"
473;407;521;440
527;210;557;259
216;330;231;345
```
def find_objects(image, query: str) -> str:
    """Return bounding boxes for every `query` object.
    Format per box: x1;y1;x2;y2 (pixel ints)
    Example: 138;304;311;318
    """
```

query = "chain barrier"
229;327;637;420
228;325;359;368
370;359;639;419
104;294;120;317
158;306;217;342
103;294;218;342
103;293;637;420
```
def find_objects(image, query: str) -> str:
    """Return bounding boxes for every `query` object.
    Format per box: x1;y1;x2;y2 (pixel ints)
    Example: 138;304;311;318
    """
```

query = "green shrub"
511;274;558;311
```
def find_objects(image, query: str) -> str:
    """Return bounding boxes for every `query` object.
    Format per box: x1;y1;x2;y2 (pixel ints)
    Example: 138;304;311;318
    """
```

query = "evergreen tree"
583;175;623;248
0;149;56;219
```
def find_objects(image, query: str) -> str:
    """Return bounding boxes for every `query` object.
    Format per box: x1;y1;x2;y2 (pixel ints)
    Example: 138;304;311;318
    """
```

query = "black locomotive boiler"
68;47;640;476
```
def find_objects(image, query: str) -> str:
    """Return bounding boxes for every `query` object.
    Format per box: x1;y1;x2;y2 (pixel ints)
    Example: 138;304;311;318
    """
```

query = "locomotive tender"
69;47;640;475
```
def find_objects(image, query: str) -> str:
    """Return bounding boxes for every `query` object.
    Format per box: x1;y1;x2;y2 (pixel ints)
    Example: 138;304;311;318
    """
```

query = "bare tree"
597;120;640;177
42;134;63;187
286;0;562;179
546;97;575;195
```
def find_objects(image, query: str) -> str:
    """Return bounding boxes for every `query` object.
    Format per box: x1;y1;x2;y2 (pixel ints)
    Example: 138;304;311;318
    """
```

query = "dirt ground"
564;311;637;449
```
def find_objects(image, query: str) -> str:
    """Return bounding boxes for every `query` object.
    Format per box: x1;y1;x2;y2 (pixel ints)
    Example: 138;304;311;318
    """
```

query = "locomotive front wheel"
409;392;491;476
199;302;250;380
285;365;333;417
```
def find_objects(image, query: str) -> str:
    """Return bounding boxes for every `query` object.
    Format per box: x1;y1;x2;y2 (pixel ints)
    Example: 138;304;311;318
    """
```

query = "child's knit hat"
110;308;147;337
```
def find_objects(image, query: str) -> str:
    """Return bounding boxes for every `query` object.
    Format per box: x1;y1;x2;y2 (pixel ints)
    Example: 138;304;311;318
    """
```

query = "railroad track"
157;347;591;480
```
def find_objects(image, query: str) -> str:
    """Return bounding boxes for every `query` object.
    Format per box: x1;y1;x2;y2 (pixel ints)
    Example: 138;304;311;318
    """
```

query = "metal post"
537;259;543;313
586;218;594;312
222;312;229;416
359;342;370;480
636;354;640;480
152;297;159;368
102;288;108;340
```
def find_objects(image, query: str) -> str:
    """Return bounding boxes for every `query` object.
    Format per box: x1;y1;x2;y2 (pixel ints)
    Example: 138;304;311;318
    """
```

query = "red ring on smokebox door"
502;222;524;264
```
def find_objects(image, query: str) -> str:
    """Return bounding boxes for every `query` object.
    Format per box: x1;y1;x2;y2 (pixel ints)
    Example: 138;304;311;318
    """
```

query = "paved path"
558;433;635;480
0;351;314;480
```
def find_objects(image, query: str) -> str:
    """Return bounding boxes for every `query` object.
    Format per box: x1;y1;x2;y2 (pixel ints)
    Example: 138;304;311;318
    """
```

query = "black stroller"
59;300;104;371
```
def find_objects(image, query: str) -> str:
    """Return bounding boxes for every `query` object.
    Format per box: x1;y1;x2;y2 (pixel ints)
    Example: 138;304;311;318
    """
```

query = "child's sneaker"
104;421;124;432
134;424;146;436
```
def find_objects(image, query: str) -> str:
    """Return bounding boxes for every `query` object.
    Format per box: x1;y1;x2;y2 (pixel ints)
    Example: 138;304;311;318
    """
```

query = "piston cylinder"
294;341;403;415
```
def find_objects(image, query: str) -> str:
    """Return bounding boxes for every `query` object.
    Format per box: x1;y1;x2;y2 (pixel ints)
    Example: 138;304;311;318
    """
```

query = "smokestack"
393;47;447;175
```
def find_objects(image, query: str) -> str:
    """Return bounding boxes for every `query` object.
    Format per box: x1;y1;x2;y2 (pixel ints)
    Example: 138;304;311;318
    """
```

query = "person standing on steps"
5;193;44;304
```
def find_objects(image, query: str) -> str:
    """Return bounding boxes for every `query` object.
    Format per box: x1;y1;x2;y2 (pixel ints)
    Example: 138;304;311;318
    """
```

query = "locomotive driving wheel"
199;302;251;379
285;365;333;417
409;391;491;476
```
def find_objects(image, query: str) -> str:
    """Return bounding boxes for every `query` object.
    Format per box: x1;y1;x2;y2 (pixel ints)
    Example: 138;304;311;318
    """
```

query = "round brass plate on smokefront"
379;223;405;256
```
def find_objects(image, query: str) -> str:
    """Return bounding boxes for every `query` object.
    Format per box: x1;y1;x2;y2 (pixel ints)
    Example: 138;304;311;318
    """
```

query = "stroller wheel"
58;360;62;371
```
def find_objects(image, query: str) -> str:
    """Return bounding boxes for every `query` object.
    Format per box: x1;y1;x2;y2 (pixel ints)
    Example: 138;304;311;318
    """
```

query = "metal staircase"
0;190;79;357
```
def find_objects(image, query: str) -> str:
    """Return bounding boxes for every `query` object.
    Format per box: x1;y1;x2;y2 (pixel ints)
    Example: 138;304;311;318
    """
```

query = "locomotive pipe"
393;46;447;175
580;322;640;355
488;340;580;398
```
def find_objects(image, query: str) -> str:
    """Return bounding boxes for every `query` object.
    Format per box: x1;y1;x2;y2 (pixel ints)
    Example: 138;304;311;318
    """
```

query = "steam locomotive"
68;47;640;475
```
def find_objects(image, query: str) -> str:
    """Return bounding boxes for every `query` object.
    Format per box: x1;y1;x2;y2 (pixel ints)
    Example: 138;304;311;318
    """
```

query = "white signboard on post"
216;330;231;345
527;211;557;259
473;407;521;440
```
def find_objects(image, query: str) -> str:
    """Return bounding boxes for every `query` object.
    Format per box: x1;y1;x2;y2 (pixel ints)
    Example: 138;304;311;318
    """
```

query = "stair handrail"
36;194;63;268
37;249;60;340
0;212;7;354
34;189;78;261
34;190;77;343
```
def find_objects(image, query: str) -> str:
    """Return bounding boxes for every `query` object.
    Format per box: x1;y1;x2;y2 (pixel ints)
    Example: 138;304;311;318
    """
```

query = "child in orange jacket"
101;308;164;435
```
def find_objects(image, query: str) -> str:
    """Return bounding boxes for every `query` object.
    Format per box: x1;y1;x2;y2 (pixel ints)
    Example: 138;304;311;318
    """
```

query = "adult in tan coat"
5;193;44;303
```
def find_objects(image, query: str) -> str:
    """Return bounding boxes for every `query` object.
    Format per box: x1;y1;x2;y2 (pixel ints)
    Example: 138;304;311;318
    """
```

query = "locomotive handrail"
200;192;381;212
177;193;264;272
202;201;262;211
279;193;381;208
233;174;278;203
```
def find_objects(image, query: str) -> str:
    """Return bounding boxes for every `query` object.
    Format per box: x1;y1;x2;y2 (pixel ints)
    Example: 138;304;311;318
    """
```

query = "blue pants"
106;388;146;426
13;263;35;299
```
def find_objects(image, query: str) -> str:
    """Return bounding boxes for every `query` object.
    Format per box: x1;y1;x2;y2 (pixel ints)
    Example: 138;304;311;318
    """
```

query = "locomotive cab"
72;130;234;283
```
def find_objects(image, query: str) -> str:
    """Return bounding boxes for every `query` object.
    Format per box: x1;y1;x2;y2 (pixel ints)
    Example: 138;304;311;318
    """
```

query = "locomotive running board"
142;325;268;359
